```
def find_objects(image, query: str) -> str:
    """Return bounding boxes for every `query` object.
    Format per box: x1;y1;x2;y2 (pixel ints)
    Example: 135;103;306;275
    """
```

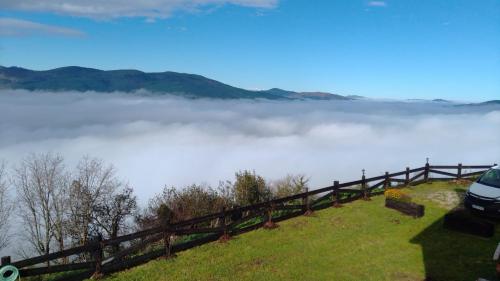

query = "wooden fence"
0;162;496;281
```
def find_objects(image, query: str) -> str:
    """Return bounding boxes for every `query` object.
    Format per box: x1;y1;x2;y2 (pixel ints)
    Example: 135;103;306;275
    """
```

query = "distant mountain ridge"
454;99;500;107
0;66;351;100
478;100;500;105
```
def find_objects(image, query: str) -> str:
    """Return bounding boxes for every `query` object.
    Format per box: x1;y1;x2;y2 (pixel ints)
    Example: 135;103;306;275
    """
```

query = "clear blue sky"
0;0;499;101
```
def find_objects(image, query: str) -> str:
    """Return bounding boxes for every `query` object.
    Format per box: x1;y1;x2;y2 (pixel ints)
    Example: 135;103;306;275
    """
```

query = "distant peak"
267;88;289;92
51;66;102;72
432;99;450;103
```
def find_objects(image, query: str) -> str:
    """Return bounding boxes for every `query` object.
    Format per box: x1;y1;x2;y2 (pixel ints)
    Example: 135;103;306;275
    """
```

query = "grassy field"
100;182;500;281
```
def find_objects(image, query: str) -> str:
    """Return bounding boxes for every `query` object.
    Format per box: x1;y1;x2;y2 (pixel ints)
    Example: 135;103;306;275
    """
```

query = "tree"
0;161;12;251
216;180;236;209
13;153;69;259
94;186;137;253
233;170;271;206
67;156;120;248
52;169;70;263
271;174;309;198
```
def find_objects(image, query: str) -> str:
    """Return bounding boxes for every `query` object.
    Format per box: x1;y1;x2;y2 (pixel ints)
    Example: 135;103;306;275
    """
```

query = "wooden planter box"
385;198;424;218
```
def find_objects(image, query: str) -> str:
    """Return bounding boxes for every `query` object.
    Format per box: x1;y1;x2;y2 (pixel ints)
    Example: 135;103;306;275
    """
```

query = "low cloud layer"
0;0;278;20
0;18;84;37
0;89;499;203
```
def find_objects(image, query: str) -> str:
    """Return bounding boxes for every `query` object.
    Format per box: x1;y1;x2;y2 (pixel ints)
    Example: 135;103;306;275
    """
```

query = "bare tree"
271;174;309;198
67;156;120;248
52;170;70;262
13;153;69;259
0;161;12;251
292;175;309;191
94;186;137;253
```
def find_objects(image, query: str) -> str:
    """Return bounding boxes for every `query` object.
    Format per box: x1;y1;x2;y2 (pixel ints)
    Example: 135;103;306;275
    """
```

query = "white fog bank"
1;89;499;203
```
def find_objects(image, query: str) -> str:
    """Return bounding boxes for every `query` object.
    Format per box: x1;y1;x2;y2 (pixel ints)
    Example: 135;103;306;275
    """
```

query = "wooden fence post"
457;163;462;179
424;158;430;182
384;172;390;189
405;167;410;186
1;256;11;266
219;207;230;242
162;215;172;258
157;204;173;258
332;181;342;208
303;188;313;216
362;170;370;200
263;202;278;229
91;234;103;280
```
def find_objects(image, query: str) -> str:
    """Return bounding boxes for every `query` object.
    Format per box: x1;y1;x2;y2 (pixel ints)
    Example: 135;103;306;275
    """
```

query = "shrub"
233;170;271;206
140;184;232;225
384;188;412;203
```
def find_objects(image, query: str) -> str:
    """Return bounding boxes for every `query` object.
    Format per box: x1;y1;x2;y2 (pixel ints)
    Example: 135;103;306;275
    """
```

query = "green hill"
0;66;350;100
98;182;499;281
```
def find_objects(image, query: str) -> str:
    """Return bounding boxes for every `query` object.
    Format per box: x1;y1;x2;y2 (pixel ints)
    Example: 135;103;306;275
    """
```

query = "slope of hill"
0;66;350;100
98;182;498;281
456;100;500;107
478;100;500;105
265;88;350;100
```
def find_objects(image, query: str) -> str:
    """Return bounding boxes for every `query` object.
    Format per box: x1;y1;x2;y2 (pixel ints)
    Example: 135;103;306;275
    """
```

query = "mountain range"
1;66;498;105
0;66;351;100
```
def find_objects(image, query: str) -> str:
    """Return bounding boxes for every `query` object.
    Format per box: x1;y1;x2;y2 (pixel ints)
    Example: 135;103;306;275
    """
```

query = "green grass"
100;182;500;281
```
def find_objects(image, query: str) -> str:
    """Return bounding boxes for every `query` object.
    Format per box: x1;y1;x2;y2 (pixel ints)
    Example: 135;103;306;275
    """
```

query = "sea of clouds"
0;89;499;204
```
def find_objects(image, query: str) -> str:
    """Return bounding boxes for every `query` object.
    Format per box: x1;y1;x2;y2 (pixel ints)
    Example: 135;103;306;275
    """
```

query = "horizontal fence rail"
1;162;496;281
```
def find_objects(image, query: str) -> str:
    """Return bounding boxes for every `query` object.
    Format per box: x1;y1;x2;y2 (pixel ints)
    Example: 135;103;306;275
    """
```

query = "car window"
478;169;500;188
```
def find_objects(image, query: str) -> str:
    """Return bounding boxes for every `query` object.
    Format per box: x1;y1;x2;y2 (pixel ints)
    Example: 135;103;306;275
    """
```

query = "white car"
464;165;500;216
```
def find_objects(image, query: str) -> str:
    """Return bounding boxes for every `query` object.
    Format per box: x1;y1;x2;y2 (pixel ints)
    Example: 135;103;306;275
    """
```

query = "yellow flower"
384;188;411;203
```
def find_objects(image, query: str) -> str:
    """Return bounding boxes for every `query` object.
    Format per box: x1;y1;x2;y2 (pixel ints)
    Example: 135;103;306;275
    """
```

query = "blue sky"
0;0;499;101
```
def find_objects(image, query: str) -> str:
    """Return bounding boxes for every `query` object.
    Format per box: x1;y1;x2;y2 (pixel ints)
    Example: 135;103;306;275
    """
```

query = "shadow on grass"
410;189;498;281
